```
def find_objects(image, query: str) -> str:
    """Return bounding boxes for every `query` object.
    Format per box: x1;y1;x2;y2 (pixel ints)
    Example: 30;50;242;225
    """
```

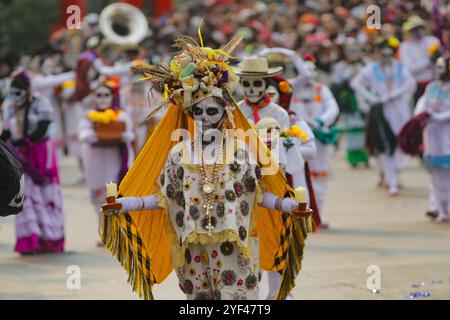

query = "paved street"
1;150;449;300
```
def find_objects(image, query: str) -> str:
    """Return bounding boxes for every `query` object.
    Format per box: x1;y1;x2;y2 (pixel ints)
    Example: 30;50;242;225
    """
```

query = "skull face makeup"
267;85;280;104
436;57;450;81
379;46;394;64
344;42;362;63
94;86;114;110
240;77;267;103
9;87;27;107
41;58;55;76
256;117;281;150
191;97;226;131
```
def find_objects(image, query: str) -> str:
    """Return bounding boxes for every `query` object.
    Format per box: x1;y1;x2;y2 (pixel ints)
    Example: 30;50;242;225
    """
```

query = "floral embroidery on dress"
189;205;200;220
243;176;256;192
220;241;234;256
245;274;257;290
240;200;249;216
233;182;244;197
216;201;225;217
182;279;194;294
229;162;241;173
201;216;217;230
225;190;237;202
175;211;184;227
238;226;247;241
166;184;175;198
177;167;185;180
221;270;237;286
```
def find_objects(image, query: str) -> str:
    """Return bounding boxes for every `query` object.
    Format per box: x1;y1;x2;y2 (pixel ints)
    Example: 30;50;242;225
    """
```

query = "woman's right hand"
101;201;122;216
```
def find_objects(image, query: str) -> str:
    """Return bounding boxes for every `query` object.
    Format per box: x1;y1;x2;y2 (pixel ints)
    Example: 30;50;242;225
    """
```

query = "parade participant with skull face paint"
258;47;338;228
99;32;311;300
258;48;320;224
235;57;290;129
121;60;163;155
235;56;315;299
287;54;339;229
0;70;65;254
331;38;369;168
31;56;75;150
234;57;316;187
352;37;416;197
66;52;99;177
414;56;450;223
235;55;316;203
400;15;441;104
78;79;134;244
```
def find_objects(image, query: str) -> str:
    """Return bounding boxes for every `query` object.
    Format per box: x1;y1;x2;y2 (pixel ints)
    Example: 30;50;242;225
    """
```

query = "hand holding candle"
292;187;311;218
102;183;121;215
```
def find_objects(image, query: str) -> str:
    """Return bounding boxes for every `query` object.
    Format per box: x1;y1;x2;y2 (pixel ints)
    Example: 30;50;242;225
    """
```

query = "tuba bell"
99;3;149;46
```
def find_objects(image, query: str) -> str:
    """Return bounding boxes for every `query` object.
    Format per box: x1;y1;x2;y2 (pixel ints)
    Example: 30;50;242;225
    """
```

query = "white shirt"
400;36;441;83
238;100;291;130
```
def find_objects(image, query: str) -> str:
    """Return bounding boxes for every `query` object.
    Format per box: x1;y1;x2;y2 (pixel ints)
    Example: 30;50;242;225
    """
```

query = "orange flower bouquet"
88;109;125;146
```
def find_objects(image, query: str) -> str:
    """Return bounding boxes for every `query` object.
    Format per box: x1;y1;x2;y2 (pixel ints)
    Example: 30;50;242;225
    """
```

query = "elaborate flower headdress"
132;23;242;117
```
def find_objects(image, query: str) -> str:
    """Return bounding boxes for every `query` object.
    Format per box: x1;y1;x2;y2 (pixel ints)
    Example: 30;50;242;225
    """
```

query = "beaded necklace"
195;126;226;235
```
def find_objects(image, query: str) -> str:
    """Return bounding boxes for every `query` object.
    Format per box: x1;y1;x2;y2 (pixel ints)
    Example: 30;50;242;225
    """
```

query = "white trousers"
429;169;450;216
378;150;403;190
311;177;328;218
429;184;439;212
266;271;282;300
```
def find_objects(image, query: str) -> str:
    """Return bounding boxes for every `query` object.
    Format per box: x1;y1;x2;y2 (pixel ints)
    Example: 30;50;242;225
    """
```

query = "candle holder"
102;196;122;212
292;202;313;218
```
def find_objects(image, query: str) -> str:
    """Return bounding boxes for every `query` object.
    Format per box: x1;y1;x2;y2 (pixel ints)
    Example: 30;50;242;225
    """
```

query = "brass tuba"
99;3;149;46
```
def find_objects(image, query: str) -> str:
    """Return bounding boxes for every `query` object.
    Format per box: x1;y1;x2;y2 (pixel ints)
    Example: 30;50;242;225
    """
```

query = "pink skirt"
14;140;64;254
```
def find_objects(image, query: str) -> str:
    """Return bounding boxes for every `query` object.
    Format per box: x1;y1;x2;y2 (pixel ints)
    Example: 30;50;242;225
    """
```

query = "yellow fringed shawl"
99;103;311;300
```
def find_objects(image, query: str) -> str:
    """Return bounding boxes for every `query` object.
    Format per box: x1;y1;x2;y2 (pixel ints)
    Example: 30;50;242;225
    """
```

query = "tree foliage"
0;0;60;56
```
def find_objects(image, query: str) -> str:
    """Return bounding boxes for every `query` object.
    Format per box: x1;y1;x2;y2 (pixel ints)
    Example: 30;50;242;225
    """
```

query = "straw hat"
233;57;283;78
403;15;425;32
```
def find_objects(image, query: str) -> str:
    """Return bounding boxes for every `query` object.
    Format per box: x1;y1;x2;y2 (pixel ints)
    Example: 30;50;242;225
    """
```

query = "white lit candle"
106;183;118;198
294;187;306;203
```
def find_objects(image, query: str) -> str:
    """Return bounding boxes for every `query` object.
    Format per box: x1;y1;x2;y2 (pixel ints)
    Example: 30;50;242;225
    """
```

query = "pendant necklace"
196;126;226;235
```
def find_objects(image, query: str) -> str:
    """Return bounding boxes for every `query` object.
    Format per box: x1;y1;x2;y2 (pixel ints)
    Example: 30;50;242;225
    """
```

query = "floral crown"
132;24;242;116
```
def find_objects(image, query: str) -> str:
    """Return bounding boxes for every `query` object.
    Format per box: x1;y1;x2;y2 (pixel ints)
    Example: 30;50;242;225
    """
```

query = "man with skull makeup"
400;15;441;104
99;34;311;300
0;70;65;254
331;38;369;168
234;56;316;191
414;56;450;223
235;57;290;129
351;37;416;197
234;56;314;299
78;78;134;240
285;52;339;228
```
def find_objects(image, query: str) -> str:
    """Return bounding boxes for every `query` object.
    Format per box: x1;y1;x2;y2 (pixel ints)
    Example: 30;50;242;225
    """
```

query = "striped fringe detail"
275;213;313;300
99;211;155;300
